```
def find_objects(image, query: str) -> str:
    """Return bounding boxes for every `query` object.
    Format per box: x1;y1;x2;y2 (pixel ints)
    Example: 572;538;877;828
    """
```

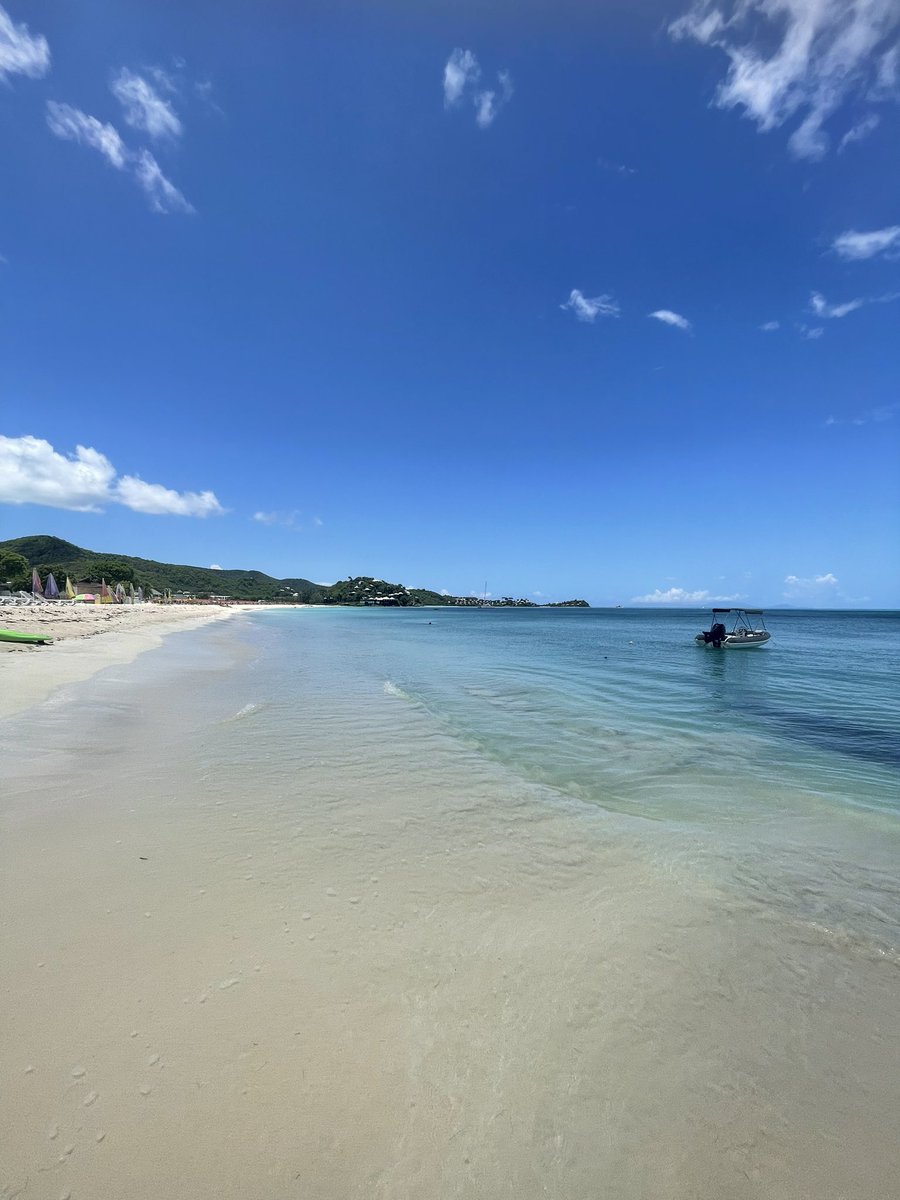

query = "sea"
2;605;899;1199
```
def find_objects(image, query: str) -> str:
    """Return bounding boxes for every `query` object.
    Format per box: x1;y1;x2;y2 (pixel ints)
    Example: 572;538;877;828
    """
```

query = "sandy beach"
0;604;260;720
2;607;898;1200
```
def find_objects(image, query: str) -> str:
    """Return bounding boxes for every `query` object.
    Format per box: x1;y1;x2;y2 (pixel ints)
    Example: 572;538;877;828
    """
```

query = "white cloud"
474;70;514;129
598;157;637;176
443;49;512;128
0;3;50;82
838;112;880;151
133;149;194;214
115;475;223;517
649;309;692;331
810;289;900;321
46;102;192;214
561;288;620;323
209;564;222;570
832;225;900;260
760;320;780;331
111;68;182;140
443;49;480;107
670;0;900;160
0;435;224;516
783;571;838;598
253;509;315;529
810;291;865;319
46;101;129;170
631;586;740;603
799;324;825;339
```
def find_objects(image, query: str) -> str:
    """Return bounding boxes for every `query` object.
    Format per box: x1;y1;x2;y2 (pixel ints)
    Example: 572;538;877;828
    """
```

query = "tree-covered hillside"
0;535;321;601
0;535;589;607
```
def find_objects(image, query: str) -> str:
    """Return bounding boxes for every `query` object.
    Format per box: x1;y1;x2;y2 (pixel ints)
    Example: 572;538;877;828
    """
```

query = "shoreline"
0;604;278;721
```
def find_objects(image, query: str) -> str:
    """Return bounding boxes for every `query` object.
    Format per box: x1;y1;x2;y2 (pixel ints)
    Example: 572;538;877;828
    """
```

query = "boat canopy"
712;607;764;614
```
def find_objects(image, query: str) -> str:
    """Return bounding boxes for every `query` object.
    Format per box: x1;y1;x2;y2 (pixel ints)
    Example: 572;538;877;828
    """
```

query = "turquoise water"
216;604;900;957
296;605;900;819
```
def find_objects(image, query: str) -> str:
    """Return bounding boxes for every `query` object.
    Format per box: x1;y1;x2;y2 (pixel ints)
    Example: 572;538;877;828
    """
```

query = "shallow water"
1;607;898;1199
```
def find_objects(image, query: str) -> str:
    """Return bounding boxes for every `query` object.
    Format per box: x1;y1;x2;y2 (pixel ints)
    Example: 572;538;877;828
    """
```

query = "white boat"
695;608;771;648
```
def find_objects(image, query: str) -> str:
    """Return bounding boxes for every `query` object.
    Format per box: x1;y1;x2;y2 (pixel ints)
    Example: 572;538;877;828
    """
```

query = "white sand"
2;608;898;1199
0;604;263;719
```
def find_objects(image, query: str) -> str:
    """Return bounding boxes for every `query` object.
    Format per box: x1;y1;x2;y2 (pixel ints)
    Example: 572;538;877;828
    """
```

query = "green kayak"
0;628;54;645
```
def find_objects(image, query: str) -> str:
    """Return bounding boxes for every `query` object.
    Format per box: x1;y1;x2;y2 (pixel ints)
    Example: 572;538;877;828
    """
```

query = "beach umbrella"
115;582;126;603
75;593;95;602
44;572;60;599
129;581;136;605
31;568;43;598
65;576;76;600
100;578;111;603
136;586;144;603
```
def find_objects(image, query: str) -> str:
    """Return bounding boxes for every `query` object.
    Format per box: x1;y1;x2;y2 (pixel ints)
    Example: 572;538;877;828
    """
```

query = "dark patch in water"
743;703;900;769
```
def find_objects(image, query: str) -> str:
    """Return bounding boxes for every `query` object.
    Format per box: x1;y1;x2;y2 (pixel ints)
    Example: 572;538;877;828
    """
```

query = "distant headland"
0;535;589;608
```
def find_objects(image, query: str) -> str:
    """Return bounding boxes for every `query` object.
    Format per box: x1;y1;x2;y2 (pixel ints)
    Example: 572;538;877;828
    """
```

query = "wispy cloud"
597;157;637;176
46;102;192;213
561;289;620;323
810;291;865;319
810;289;900;323
760;320;780;331
649;309;692;332
799;324;824;340
133;149;193;213
110;68;182;140
252;509;321;530
46;102;128;169
832;225;900;260
0;435;224;516
209;564;223;570
443;49;512;128
838;113;881;152
0;3;50;82
826;401;899;426
670;0;900;160
631;586;741;604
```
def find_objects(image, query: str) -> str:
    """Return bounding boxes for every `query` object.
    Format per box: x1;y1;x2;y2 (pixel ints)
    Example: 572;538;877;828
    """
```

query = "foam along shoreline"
0;604;267;721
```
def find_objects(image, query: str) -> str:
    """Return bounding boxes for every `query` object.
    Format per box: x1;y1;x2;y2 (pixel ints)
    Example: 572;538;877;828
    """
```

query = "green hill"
0;534;322;602
0;534;588;607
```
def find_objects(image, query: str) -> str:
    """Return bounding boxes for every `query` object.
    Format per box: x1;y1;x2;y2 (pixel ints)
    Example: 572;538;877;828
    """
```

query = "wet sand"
0;604;265;719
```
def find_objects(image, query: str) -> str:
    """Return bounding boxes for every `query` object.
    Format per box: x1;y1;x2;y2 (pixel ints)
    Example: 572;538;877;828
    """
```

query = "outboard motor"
703;622;727;647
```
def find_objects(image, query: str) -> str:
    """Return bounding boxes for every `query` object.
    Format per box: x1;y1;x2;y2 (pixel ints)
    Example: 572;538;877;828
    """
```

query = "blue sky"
1;0;898;606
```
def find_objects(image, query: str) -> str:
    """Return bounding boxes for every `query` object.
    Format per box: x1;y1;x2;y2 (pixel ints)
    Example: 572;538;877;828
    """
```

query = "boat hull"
695;631;770;648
